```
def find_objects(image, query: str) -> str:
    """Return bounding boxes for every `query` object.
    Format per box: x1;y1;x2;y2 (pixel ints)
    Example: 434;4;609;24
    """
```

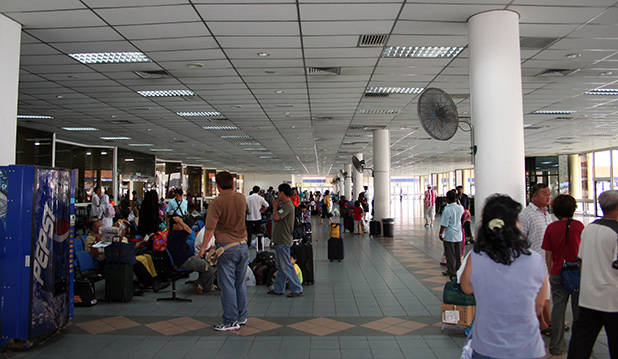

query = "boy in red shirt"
352;201;364;235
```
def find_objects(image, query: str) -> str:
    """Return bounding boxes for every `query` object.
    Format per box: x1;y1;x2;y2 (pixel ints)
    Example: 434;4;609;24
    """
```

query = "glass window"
613;150;618;189
594;151;611;178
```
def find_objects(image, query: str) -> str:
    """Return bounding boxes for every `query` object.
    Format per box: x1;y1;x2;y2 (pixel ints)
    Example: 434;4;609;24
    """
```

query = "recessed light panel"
177;111;222;117
383;46;464;58
17;114;53;119
532;110;575;115
100;136;131;140
203;125;238;130
150;148;173;152
62;127;97;131
221;135;250;139
124;158;135;162
138;90;195;97
366;87;423;95
585;88;618;95
358;109;398;115
128;143;153;147
69;52;151;64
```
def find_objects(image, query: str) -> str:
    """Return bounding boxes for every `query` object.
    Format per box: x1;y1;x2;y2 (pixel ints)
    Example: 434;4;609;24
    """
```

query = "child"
299;203;312;242
290;254;303;284
352;201;364;235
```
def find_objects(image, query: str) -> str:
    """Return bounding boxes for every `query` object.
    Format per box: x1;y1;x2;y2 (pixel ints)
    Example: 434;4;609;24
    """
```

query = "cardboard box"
441;304;476;327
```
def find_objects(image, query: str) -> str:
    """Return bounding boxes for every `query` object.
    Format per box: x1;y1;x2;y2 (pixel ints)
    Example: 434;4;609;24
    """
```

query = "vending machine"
0;165;74;348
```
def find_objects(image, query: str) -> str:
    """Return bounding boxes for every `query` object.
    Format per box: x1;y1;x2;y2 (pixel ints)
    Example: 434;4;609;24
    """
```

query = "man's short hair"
598;190;618;214
531;183;549;197
94;186;101;193
427;185;432;189
364;186;368;190
278;183;293;197
215;171;234;190
456;185;463;190
446;189;457;203
252;185;260;193
174;188;183;196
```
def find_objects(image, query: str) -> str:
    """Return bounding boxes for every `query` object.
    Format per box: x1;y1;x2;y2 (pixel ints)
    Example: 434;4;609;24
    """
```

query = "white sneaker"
213;322;240;331
238;319;248;326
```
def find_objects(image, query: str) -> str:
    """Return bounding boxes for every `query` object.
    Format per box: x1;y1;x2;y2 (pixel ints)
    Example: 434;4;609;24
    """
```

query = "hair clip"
488;218;504;231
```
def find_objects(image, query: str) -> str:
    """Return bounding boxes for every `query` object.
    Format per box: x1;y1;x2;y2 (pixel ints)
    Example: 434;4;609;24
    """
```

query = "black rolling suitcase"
291;242;314;285
370;220;381;236
328;237;344;262
104;263;133;302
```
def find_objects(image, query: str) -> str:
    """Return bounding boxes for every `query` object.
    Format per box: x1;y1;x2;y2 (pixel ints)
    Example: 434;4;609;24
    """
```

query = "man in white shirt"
246;186;269;250
568;190;618;358
90;186;103;219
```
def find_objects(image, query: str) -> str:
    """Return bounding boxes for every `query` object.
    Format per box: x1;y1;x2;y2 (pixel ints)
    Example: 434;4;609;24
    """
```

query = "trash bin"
382;218;395;238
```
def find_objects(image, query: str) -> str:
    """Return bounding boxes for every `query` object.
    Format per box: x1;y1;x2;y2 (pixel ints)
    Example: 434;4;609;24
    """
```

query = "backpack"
152;230;168;252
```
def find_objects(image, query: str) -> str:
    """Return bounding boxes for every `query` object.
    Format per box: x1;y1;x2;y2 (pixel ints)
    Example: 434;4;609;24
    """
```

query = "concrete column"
373;129;391;221
112;146;118;203
344;164;352;200
468;10;526;208
0;15;21;166
568;154;581;199
353;152;363;201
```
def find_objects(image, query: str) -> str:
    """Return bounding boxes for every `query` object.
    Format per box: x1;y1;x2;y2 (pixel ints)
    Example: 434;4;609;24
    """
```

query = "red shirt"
353;207;364;221
541;219;584;275
291;195;300;207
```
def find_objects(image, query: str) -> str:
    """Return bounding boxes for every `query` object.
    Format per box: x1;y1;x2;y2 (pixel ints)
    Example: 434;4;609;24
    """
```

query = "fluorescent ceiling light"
100;136;131;140
239;142;261;146
63;127;97;131
358;109;398;115
366;87;423;95
124;158;135;162
137;90;195;97
17;114;53;119
221;135;250;139
585;88;618;95
383;46;464;58
128;143;153;147
150;148;173;152
259;156;272;159
532;110;575;115
203;125;238;131
101;151;108;155
177;111;222;117
69;52;151;64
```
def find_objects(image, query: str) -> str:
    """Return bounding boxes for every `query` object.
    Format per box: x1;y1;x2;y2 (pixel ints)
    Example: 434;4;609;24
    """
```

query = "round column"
0;14;21;165
373;129;391;221
344;164;352;200
353;152;364;201
469;10;526;208
568;154;581;199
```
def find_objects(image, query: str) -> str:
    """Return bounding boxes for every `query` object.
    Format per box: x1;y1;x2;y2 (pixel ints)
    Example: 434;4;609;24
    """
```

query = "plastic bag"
245;266;256;287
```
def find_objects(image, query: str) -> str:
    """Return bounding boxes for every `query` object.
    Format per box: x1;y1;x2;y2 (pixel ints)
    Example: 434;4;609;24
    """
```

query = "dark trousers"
567;306;618;358
246;220;263;249
549;275;579;355
443;241;461;276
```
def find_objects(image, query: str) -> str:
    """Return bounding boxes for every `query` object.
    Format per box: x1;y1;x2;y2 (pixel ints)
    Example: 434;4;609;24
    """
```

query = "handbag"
443;275;476;306
559;219;581;293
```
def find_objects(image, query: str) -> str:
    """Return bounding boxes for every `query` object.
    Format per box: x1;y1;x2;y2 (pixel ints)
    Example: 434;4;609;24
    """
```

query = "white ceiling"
3;0;618;175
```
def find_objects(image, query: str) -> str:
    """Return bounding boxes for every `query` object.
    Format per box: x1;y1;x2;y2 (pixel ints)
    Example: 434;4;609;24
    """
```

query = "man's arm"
273;199;281;221
260;197;269;213
199;229;215;258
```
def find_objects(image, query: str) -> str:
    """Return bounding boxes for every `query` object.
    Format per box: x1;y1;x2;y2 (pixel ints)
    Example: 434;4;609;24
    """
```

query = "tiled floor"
4;200;611;358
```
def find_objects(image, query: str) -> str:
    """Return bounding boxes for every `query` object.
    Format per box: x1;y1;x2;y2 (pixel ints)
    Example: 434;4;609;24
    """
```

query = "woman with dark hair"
541;194;583;356
138;190;161;236
460;194;548;359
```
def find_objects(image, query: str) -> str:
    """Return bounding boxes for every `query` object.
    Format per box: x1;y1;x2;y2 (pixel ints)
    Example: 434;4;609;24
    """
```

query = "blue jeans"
216;243;249;325
273;244;303;294
472;351;544;359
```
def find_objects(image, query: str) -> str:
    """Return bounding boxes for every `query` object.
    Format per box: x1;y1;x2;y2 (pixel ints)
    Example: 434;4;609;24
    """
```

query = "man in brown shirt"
199;171;248;331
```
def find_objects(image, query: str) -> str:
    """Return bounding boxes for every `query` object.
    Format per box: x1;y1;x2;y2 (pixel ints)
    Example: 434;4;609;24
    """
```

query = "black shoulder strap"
592;218;618;235
562;219;572;263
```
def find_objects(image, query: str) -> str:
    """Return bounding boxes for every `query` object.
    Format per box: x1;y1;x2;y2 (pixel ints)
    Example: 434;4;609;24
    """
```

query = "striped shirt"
424;189;437;207
519;203;556;256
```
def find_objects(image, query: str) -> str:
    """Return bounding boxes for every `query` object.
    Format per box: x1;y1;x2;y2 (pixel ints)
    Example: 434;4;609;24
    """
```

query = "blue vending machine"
0;165;74;348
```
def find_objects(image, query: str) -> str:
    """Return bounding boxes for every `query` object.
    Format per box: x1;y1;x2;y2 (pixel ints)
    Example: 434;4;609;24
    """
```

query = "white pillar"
568;154;581;199
112;146;118;203
353;152;364;201
0;15;21;166
469;10;526;208
344;164;352;200
373;129;391;221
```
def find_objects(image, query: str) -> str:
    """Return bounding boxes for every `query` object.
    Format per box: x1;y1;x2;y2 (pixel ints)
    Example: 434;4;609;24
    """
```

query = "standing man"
439;189;464;276
199;172;249;331
424;185;437;227
519;183;555;335
90;186;103;220
456;185;470;210
268;183;303;297
568;190;618;358
246;185;269;250
167;188;188;218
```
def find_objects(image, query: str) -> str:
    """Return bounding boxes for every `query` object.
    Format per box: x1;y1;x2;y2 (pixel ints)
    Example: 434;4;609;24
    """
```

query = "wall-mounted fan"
353;155;374;177
417;88;476;162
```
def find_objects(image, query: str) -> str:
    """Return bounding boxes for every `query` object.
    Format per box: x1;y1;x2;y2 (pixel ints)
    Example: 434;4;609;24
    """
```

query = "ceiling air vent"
536;68;578;77
312;116;333;121
364;92;390;97
520;37;558;49
133;70;171;79
110;119;134;125
307;67;341;76
357;34;388;48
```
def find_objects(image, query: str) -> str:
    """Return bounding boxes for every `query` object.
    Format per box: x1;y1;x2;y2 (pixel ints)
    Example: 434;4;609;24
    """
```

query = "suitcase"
329;223;342;239
291;242;314;285
370;220;381;236
104;263;134;302
74;279;97;307
328;237;344;261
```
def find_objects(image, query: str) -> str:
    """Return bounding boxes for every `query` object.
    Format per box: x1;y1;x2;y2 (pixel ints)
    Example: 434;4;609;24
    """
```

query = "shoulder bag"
560;219;581;293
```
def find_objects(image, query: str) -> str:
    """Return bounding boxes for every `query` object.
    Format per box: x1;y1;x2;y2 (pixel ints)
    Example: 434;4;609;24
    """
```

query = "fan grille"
417;88;459;141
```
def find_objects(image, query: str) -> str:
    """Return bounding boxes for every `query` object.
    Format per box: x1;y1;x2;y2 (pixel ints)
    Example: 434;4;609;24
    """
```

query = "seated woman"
460;194;548;359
